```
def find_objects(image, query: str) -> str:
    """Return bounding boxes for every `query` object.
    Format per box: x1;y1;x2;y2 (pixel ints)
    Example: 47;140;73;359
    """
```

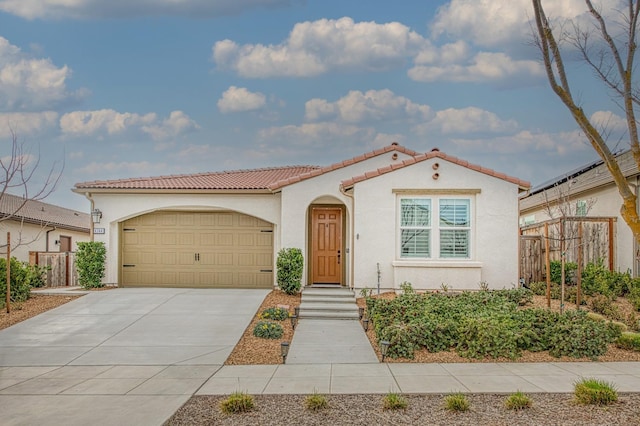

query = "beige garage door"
121;211;273;288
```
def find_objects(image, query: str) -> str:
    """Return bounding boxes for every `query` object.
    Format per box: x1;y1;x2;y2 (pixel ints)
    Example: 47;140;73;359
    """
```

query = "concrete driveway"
0;288;269;425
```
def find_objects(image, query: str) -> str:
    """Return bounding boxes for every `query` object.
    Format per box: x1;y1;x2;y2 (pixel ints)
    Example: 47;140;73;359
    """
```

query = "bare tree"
0;128;64;252
532;0;640;245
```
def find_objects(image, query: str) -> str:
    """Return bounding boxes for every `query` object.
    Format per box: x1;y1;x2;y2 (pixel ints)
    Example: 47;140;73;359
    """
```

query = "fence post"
577;223;583;308
6;232;10;313
545;223;551;309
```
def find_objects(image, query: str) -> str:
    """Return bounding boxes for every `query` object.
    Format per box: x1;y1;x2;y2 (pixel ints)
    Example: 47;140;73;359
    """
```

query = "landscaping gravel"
166;393;640;426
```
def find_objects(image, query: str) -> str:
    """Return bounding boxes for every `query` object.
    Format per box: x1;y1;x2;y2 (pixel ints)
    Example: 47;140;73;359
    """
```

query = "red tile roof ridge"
340;150;531;190
268;143;419;190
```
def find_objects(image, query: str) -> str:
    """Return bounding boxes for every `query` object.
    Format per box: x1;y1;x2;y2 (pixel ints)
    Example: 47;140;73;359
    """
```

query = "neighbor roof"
0;193;90;232
340;149;531;190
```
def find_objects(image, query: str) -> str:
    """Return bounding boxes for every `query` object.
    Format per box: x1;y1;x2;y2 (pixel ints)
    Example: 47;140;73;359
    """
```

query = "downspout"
84;192;95;242
45;227;56;252
339;184;355;290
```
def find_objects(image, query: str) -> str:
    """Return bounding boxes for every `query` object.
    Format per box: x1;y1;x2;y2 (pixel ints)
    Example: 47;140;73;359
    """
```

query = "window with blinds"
398;197;472;260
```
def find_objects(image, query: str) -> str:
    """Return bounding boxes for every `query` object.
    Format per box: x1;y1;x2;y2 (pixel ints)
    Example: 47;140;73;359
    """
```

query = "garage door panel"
122;211;273;288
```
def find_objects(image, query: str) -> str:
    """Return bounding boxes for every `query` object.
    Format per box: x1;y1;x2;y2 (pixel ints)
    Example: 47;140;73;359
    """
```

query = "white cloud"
60;109;198;140
590;110;628;133
0;0;294;20
258;122;375;146
142;110;199;140
431;0;595;48
217;86;266;113
0;111;58;137
416;107;518;135
213;17;428;78
0;37;85;111
449;129;588;155
409;51;543;83
305;89;431;123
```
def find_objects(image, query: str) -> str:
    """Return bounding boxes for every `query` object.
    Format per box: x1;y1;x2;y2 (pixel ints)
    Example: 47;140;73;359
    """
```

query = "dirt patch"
0;294;81;330
166;393;640;426
225;290;301;365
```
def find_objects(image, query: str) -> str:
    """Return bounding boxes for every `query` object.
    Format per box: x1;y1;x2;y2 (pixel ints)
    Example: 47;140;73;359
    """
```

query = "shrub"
305;391;329;411
550;260;578;285
220;391;254;413
382;392;407;410
444;393;470;412
574;378;618;405
528;281;547;296
504;391;533;410
260;307;289;321
377;322;418;359
616;332;640;351
276;248;303;295
589;295;623;321
548;311;619;359
75;242;106;289
0;257;32;305
456;316;520;359
252;321;284;339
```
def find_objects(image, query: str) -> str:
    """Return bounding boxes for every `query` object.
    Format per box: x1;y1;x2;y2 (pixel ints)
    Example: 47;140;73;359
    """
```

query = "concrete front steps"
298;286;360;320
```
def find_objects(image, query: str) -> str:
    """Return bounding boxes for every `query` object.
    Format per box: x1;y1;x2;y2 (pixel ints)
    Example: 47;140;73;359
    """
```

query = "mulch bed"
166;393;640;425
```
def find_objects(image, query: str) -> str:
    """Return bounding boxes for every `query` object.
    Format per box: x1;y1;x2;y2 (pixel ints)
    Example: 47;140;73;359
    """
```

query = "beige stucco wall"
0;220;90;262
87;192;281;285
352;157;521;291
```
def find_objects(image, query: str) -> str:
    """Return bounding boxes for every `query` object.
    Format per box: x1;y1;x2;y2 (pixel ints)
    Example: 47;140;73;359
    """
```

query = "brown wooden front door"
59;236;71;252
311;207;342;285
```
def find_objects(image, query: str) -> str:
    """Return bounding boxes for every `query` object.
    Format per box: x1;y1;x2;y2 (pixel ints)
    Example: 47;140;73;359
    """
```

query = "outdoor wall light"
362;317;369;332
290;314;298;330
358;307;364;320
294;306;300;317
91;208;103;224
280;341;290;364
380;340;391;362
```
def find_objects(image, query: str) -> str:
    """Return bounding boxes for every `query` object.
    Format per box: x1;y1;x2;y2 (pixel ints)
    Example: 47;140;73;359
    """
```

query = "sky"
0;0;633;212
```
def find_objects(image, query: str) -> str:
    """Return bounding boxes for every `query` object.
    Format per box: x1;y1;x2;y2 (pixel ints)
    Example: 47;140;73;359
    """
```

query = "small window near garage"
576;200;587;217
400;199;431;258
439;199;470;258
522;214;535;226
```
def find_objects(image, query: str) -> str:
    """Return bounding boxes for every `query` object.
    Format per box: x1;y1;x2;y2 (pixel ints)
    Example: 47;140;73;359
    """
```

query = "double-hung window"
400;199;431;258
398;197;472;260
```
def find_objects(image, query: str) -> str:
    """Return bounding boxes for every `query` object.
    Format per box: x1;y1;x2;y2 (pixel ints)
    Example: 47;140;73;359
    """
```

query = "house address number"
94;228;105;234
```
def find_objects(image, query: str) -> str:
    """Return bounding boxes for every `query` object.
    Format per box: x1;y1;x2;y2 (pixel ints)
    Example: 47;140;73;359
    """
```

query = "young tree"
531;0;640;245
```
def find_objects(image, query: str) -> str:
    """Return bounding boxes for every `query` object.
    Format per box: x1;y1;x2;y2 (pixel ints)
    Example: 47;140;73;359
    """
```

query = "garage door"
121;211;273;288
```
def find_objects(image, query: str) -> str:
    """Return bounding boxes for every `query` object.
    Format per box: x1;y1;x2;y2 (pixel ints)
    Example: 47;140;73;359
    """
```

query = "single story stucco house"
0;193;90;262
73;143;530;292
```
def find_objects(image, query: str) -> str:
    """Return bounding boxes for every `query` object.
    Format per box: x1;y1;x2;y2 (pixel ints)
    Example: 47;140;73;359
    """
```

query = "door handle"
337;250;341;265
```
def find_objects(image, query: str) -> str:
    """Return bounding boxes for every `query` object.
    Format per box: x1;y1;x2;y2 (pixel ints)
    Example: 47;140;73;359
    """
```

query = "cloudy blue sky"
0;0;631;211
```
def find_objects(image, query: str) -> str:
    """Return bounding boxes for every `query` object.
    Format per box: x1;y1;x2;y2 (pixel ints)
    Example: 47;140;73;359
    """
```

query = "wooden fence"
519;217;615;285
29;251;78;287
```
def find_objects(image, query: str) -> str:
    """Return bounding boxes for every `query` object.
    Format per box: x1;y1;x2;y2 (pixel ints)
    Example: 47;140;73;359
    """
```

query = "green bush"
504;391;533;410
550;260;578;285
574;378;618;405
616;332;640;351
220;392;254;413
528;281;547;296
581;261;633;298
252;321;284;339
75;242;106;289
548;311;619;359
589;295;623;321
0;257;32;305
377;322;418;359
444;393;470;412
305;391;329;411
260;307;289;321
382;392;407;410
456;316;520;359
24;264;48;288
276;248;303;295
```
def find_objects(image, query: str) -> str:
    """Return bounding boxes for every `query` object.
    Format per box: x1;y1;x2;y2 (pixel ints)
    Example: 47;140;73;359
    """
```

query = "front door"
311;207;342;285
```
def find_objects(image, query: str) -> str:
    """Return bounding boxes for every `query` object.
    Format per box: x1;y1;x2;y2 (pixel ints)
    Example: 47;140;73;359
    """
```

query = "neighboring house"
519;150;639;276
73;143;529;291
0;193;91;262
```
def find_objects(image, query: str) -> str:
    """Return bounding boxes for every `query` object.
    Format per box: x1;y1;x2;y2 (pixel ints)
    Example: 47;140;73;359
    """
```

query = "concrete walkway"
197;362;640;395
286;319;378;364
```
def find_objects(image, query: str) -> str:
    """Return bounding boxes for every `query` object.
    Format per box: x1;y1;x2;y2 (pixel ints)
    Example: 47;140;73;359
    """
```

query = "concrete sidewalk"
198;361;640;395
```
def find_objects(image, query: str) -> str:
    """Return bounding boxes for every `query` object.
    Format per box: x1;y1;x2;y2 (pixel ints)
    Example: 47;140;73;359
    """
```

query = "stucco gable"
340;149;530;191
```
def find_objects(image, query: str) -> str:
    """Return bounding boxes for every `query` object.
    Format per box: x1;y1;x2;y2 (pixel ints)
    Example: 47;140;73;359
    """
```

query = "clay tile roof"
74;165;321;191
268;143;419;190
340;151;531;190
0;193;90;232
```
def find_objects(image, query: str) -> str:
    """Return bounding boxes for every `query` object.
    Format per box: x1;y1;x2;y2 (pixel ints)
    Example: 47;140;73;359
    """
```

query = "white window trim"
397;195;475;261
